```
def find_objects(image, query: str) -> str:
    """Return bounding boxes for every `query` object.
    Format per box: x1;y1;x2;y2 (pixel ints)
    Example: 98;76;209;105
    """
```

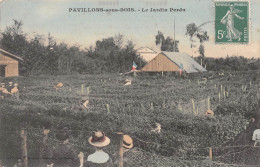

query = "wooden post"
86;86;90;95
220;85;223;93
21;129;28;167
192;99;195;115
106;104;110;113
209;147;213;160
151;102;154;110
163;100;166;109
39;129;49;166
178;104;182;112
256;86;260;122
81;84;84;94
218;92;221;102
207;96;210;110
117;132;124;167
161;72;163;76
133;71;137;77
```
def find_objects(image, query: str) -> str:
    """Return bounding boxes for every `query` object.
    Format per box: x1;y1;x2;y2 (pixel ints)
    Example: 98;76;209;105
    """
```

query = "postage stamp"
215;1;249;44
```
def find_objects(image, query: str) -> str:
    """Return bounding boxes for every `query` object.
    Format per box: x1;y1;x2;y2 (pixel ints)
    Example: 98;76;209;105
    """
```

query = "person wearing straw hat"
11;83;19;99
7;81;13;93
50;126;83;167
86;131;111;165
122;135;133;153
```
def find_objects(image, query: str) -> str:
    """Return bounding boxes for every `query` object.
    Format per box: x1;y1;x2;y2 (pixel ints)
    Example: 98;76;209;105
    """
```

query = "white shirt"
87;150;109;163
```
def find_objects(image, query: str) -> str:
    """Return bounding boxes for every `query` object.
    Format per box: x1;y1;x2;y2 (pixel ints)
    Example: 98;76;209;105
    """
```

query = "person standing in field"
85;131;112;167
49;126;83;167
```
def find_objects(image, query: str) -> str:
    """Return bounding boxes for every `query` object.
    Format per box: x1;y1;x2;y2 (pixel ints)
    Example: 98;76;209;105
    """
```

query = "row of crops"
0;71;259;166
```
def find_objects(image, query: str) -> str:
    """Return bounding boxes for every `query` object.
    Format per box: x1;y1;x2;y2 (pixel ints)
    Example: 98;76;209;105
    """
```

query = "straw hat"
88;131;110;147
54;82;64;88
205;110;214;116
123;135;133;149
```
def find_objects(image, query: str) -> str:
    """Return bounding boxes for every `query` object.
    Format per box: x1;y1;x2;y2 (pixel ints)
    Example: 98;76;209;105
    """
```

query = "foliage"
186;23;209;58
197;56;260;71
0;71;259;166
0;20;144;75
155;31;179;52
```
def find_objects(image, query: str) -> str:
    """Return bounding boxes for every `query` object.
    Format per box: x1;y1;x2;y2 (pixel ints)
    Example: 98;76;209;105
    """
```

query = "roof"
136;47;157;53
136;47;158;62
0;48;24;62
161;51;207;73
139;53;157;62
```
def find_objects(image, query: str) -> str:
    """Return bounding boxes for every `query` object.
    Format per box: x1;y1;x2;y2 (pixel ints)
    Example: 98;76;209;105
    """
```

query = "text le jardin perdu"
68;7;185;13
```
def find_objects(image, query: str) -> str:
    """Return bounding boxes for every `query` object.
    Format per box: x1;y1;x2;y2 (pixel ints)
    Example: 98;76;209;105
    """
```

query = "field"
0;71;259;167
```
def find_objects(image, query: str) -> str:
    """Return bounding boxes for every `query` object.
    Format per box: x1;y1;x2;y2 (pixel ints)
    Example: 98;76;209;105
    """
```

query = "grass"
0;71;259;166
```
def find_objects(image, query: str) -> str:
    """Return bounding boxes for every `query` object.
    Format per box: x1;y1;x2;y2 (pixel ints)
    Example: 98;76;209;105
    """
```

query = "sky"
0;0;260;58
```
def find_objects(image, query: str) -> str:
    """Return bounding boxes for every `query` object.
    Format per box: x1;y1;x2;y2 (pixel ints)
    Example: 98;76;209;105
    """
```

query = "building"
0;49;23;77
141;51;206;73
136;47;157;63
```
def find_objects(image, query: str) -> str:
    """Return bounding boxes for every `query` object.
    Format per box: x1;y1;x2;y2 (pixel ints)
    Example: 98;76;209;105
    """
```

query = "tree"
155;31;179;52
0;21;142;74
114;33;124;48
186;22;210;58
0;20;28;57
186;22;210;68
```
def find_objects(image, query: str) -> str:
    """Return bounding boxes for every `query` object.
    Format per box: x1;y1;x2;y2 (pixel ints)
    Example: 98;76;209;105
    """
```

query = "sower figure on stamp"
221;4;244;41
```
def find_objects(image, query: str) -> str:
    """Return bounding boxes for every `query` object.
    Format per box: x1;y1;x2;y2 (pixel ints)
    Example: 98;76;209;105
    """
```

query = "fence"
1;127;260;167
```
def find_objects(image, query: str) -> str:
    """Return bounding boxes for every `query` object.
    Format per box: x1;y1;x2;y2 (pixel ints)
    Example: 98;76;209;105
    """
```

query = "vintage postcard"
0;0;260;167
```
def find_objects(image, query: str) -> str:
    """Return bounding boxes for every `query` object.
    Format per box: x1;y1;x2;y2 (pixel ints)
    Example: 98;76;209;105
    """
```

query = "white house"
136;47;157;63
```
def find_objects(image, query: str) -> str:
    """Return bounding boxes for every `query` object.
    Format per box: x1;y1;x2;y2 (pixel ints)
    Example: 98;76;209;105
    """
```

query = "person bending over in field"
49;126;84;167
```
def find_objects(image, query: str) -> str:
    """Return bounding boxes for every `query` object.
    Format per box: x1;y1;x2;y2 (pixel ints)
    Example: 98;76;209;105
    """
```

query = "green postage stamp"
215;1;249;44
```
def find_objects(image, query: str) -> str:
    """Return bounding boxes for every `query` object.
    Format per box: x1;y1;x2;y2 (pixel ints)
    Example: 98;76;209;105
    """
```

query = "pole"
207;96;210;110
174;17;175;52
39;129;49;166
117;132;124;167
21;129;28;167
86;86;90;95
209;147;213;160
106;104;110;113
81;84;84;94
192;99;195;115
256;86;260;122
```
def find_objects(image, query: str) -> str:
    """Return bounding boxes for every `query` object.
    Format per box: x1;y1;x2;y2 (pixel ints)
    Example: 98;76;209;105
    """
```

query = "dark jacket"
51;143;80;167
